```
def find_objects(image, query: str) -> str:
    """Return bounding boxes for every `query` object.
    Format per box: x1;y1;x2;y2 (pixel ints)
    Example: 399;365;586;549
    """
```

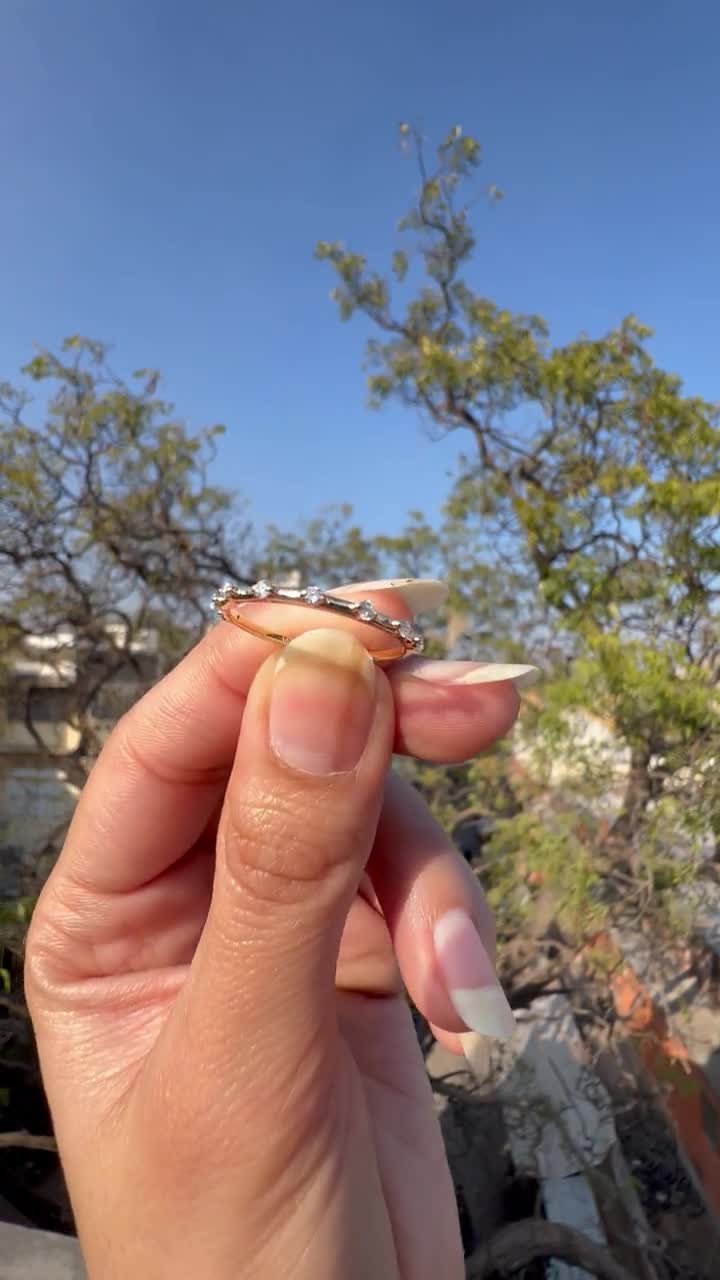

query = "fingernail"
407;660;540;690
433;908;516;1039
347;578;449;613
270;629;375;775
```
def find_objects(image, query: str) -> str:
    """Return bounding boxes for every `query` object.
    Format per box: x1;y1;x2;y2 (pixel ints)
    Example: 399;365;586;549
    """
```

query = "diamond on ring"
355;600;377;623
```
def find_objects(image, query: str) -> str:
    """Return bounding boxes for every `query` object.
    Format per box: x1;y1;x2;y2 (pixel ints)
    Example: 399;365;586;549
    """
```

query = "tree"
260;503;382;587
0;337;254;805
317;126;720;866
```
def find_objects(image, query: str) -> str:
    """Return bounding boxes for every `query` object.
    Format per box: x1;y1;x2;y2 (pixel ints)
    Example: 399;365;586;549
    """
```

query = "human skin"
25;580;533;1279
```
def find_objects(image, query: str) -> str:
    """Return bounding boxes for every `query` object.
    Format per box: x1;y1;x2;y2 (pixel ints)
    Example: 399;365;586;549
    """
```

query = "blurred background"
2;3;720;1276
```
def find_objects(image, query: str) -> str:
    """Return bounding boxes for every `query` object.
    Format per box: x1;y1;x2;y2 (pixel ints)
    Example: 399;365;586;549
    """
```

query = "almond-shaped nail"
433;908;516;1039
407;660;540;689
270;629;375;775
344;578;449;614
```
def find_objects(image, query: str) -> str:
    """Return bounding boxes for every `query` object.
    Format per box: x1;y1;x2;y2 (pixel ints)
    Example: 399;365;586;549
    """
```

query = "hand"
25;580;528;1279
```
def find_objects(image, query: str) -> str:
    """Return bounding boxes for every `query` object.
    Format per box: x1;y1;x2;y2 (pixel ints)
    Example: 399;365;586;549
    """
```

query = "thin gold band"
211;581;425;665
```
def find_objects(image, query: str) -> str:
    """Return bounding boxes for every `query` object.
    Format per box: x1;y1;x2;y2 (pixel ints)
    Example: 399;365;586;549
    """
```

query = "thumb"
166;628;394;1084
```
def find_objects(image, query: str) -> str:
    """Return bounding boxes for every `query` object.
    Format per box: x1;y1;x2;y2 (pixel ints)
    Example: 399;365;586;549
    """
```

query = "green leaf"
391;250;408;282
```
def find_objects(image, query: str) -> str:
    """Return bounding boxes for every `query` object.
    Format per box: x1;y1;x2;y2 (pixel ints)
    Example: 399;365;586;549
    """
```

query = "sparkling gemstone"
220;580;235;596
305;585;325;605
253;580;274;598
413;634;425;653
398;621;415;641
356;600;377;623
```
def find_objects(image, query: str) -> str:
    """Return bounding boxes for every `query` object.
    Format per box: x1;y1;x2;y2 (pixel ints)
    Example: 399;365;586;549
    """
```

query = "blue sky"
2;0;719;539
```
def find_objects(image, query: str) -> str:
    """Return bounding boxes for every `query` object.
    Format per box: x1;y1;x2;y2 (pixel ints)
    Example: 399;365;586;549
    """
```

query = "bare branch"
0;1131;58;1152
466;1218;637;1280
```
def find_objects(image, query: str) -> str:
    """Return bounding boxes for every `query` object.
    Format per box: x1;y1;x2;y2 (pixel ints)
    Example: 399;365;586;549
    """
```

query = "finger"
50;579;530;897
389;661;523;763
368;773;516;1041
163;629;395;1075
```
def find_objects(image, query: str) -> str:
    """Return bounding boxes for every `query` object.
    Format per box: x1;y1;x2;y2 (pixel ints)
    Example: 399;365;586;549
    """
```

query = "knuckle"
24;900;69;1011
219;780;365;906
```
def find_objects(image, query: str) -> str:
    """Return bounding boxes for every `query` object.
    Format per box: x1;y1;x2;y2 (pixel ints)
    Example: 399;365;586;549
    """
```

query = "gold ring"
212;580;425;665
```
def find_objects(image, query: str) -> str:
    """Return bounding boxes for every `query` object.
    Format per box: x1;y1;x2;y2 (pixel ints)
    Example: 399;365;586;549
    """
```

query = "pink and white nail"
433;908;517;1040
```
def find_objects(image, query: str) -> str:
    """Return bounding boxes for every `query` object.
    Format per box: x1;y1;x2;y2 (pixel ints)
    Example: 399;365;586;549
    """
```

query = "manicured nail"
433;908;516;1039
270;629;375;775
407;660;540;690
346;578;449;614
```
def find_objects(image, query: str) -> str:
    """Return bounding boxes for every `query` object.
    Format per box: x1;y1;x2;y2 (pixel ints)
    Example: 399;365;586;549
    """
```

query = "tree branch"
466;1219;637;1280
0;1132;57;1152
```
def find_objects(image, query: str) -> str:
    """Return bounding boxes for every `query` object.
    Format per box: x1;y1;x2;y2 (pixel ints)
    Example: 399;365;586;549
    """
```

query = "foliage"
484;809;603;935
0;337;254;796
260;504;382;587
318;124;720;864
